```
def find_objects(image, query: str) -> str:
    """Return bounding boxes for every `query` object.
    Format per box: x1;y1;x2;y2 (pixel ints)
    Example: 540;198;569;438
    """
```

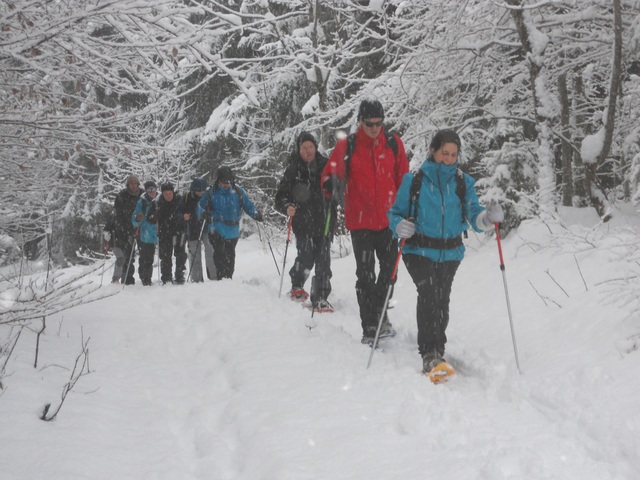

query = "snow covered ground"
1;206;639;480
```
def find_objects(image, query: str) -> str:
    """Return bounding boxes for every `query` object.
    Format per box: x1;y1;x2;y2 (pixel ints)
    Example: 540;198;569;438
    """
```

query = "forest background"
1;0;639;265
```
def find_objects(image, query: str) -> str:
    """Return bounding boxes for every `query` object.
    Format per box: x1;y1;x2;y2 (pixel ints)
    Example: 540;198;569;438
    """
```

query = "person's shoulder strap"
455;168;467;223
455;167;468;237
385;131;399;158
409;170;422;221
344;133;357;180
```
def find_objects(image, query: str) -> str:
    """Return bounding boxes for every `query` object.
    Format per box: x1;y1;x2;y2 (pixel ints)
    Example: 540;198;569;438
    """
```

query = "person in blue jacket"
388;130;504;375
132;180;159;286
197;166;263;280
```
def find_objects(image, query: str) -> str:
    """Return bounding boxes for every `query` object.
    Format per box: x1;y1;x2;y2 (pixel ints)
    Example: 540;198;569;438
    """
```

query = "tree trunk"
572;74;588;204
558;73;573;206
506;0;555;207
586;0;621;220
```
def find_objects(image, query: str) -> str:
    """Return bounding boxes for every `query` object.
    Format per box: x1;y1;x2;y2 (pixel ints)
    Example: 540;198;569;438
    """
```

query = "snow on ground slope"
1;207;639;480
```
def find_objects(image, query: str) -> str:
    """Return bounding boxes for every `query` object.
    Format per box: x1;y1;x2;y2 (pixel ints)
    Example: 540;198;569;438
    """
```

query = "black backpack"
409;166;468;238
343;130;399;180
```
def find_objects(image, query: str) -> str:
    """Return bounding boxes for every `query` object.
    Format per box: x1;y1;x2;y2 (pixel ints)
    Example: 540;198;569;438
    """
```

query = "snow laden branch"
0;263;118;326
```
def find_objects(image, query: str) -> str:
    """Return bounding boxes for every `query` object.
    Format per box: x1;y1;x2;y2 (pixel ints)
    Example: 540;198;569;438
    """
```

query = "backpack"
344;130;399;180
409;167;468;238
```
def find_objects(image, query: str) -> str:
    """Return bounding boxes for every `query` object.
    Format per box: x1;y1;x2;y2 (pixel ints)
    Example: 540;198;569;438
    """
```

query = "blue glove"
395;219;415;238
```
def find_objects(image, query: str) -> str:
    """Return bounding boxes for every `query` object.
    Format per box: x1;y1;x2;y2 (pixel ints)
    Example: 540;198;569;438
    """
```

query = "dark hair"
429;129;461;153
216;166;234;183
358;99;384;121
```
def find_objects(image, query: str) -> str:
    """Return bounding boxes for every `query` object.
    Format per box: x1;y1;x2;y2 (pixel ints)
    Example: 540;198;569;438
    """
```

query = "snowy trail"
2;216;640;480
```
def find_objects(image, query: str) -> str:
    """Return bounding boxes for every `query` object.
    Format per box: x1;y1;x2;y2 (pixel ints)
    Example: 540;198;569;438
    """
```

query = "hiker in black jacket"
148;182;187;285
104;174;143;285
275;132;336;311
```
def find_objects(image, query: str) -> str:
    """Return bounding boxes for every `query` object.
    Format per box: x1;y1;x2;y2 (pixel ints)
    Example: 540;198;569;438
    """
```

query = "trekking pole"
495;223;522;374
187;218;207;282
256;220;280;276
277;216;293;298
367;238;406;369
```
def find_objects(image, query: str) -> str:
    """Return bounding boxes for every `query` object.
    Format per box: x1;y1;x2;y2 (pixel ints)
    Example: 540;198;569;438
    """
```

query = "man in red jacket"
321;99;409;345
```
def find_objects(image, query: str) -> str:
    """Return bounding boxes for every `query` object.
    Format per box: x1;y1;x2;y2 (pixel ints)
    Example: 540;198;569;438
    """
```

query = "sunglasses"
363;119;384;127
146;187;157;193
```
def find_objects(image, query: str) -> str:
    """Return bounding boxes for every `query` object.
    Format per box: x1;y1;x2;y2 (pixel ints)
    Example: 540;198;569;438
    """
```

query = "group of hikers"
104;98;504;377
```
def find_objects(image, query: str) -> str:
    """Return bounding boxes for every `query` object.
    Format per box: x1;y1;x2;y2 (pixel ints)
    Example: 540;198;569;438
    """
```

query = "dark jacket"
148;193;184;239
182;191;206;241
275;152;335;238
107;187;143;246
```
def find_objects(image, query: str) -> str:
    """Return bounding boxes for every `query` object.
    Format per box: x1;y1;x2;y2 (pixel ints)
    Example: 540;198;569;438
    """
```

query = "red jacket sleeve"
321;137;348;188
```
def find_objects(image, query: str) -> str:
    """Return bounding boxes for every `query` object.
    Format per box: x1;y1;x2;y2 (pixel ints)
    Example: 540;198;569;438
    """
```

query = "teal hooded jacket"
388;158;487;262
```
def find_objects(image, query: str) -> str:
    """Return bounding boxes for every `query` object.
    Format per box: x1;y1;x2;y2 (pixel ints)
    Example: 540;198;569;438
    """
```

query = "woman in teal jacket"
197;167;262;279
132;181;158;286
388;130;504;377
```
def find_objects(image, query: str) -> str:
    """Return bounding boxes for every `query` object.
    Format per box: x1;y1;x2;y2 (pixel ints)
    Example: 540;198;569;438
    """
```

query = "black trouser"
138;241;156;285
159;234;187;283
209;233;238;280
114;236;136;284
350;229;398;332
403;254;460;358
290;232;332;302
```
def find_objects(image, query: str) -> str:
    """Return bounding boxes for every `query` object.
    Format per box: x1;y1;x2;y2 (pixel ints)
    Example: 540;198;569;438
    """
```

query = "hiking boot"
290;288;309;302
361;327;377;345
313;299;334;313
111;278;121;285
422;352;444;373
379;320;396;338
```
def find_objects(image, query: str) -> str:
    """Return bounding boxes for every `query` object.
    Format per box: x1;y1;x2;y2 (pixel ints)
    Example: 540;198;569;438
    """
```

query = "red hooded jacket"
322;127;408;231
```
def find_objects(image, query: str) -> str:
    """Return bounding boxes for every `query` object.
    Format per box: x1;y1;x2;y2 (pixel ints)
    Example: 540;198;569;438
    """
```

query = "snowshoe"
304;299;334;313
424;360;455;384
290;288;309;302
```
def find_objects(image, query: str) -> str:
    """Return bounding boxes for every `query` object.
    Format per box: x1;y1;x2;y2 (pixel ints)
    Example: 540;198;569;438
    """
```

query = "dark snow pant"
113;237;136;284
350;229;398;332
403;254;460;358
290;233;332;303
138;241;155;286
159;234;187;284
209;233;238;280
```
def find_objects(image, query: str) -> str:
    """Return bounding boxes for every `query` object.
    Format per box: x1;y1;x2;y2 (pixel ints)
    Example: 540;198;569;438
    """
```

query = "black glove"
255;210;264;222
323;178;333;198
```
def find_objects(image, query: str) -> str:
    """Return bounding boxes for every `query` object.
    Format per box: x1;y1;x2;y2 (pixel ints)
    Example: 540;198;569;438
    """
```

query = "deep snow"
1;206;639;480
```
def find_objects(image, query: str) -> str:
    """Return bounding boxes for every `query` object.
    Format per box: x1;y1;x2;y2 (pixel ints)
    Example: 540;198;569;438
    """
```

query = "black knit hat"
357;98;384;121
216;166;234;183
161;182;174;192
143;180;157;190
297;131;318;149
190;178;208;192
